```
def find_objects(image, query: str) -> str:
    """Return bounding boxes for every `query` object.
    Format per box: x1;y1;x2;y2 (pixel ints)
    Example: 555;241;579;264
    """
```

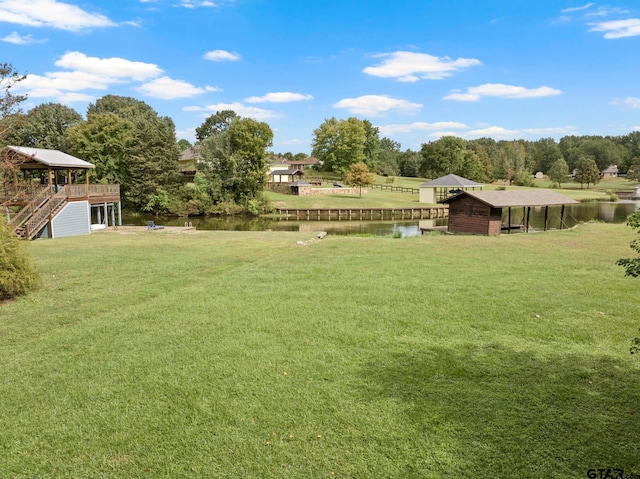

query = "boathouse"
1;146;121;240
440;190;578;236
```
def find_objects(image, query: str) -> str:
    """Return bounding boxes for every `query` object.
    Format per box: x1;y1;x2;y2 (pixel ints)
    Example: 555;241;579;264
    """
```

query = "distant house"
283;157;321;170
178;145;201;181
419;174;484;204
270;169;304;183
440;190;578;236
601;165;618;177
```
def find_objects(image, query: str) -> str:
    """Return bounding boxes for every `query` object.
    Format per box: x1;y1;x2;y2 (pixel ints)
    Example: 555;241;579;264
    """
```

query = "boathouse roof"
6;146;95;169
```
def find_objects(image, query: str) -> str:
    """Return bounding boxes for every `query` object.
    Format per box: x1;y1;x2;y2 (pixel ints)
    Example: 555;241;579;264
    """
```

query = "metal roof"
290;180;312;186
441;189;579;207
271;169;301;175
419;174;484;188
7;146;95;169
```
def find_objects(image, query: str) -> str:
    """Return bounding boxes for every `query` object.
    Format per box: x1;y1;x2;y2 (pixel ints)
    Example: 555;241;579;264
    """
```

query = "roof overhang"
5;146;95;169
440;190;579;208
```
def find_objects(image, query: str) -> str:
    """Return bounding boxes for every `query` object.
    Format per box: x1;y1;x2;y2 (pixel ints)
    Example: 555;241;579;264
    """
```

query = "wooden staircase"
8;186;70;240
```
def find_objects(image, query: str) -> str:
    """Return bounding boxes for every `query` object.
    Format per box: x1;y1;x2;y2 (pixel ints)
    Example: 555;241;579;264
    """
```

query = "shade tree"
311;117;366;175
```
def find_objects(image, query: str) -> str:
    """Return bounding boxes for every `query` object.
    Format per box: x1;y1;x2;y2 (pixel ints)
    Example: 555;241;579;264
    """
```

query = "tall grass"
1;224;639;478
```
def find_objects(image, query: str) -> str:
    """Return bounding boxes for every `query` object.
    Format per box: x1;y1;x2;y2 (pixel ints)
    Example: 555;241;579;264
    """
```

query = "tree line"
309;117;640;187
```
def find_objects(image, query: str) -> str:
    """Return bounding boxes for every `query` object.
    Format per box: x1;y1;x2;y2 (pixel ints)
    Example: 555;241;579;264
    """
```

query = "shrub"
0;218;40;300
606;190;619;202
512;171;534;187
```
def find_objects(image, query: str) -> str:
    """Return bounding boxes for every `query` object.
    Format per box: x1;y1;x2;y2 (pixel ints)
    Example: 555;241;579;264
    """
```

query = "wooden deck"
2;184;120;206
276;206;448;221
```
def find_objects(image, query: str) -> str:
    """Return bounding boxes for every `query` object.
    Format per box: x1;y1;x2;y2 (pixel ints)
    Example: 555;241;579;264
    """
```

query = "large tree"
420;136;468;178
548;158;570;188
531;137;562;174
195;110;237;141
396;149;421;177
311;117;366;175
86;95;181;210
67;112;133;185
0;63;27;141
574;156;600;189
198;115;273;209
7;102;82;151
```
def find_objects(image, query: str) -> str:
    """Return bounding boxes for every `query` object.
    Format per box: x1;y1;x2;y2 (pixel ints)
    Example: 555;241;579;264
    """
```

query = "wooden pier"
276;207;448;221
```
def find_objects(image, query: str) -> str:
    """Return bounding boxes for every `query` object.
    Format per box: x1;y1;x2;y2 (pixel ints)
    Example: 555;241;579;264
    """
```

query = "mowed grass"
1;224;639;478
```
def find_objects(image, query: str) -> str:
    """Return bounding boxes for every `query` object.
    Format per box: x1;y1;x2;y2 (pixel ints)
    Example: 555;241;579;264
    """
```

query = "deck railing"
23;186;70;240
8;186;52;228
0;183;45;204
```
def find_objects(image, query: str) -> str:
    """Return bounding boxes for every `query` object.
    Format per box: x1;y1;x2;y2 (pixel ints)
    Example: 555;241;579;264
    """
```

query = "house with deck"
1;146;121;240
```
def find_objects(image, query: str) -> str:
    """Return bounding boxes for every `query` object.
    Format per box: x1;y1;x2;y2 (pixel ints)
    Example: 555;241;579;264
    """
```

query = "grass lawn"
265;188;423;209
1;224;639;478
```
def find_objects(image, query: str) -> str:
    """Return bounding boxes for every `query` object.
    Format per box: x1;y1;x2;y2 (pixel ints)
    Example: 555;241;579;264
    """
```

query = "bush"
0;218;40;300
606;190;619;202
512;171;534;187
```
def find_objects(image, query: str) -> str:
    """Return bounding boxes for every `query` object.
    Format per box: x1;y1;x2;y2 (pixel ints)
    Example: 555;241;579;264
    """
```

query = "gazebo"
419;174;484;204
440;190;579;236
1;146;121;239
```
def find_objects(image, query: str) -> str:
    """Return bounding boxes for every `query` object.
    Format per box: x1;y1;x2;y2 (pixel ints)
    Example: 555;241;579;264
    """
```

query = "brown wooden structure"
440;190;579;236
276;206;448;221
1;146;121;239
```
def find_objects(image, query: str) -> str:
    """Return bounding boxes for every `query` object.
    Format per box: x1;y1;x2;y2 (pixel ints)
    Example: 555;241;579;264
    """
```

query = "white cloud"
611;97;640;108
185;102;280;120
0;0;115;31
333;95;422;116
363;51;482;82
179;0;219;7
429;131;466;139
444;83;562;101
522;126;578;135
590;18;640;38
466;126;521;138
378;121;467;135
561;3;595;13
203;49;240;61
245;92;313;103
1;31;45;44
138;76;206;99
55;51;162;81
13;51;165;103
205;85;222;92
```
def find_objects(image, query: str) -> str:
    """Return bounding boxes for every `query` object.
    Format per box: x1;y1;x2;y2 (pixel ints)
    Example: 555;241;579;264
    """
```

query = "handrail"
0;183;43;202
24;186;69;240
8;186;52;229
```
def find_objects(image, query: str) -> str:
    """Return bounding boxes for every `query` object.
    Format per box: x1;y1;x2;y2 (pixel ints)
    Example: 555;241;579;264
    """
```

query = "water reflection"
123;201;639;237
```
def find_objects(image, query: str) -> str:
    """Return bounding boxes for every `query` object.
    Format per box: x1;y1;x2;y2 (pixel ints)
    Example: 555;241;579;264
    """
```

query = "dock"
276;207;448;221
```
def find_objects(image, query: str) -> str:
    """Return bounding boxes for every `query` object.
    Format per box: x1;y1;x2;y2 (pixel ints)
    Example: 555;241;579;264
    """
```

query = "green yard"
1;224;639;478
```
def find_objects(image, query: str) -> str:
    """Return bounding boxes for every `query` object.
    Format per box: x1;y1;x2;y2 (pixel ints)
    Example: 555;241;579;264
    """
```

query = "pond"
122;201;640;238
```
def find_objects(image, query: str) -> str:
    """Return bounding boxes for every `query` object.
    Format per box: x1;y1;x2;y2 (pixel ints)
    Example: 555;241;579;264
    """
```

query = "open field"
1;224;639;478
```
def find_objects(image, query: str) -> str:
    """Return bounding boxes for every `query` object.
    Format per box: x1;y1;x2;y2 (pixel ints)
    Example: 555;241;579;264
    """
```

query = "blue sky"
1;0;640;154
